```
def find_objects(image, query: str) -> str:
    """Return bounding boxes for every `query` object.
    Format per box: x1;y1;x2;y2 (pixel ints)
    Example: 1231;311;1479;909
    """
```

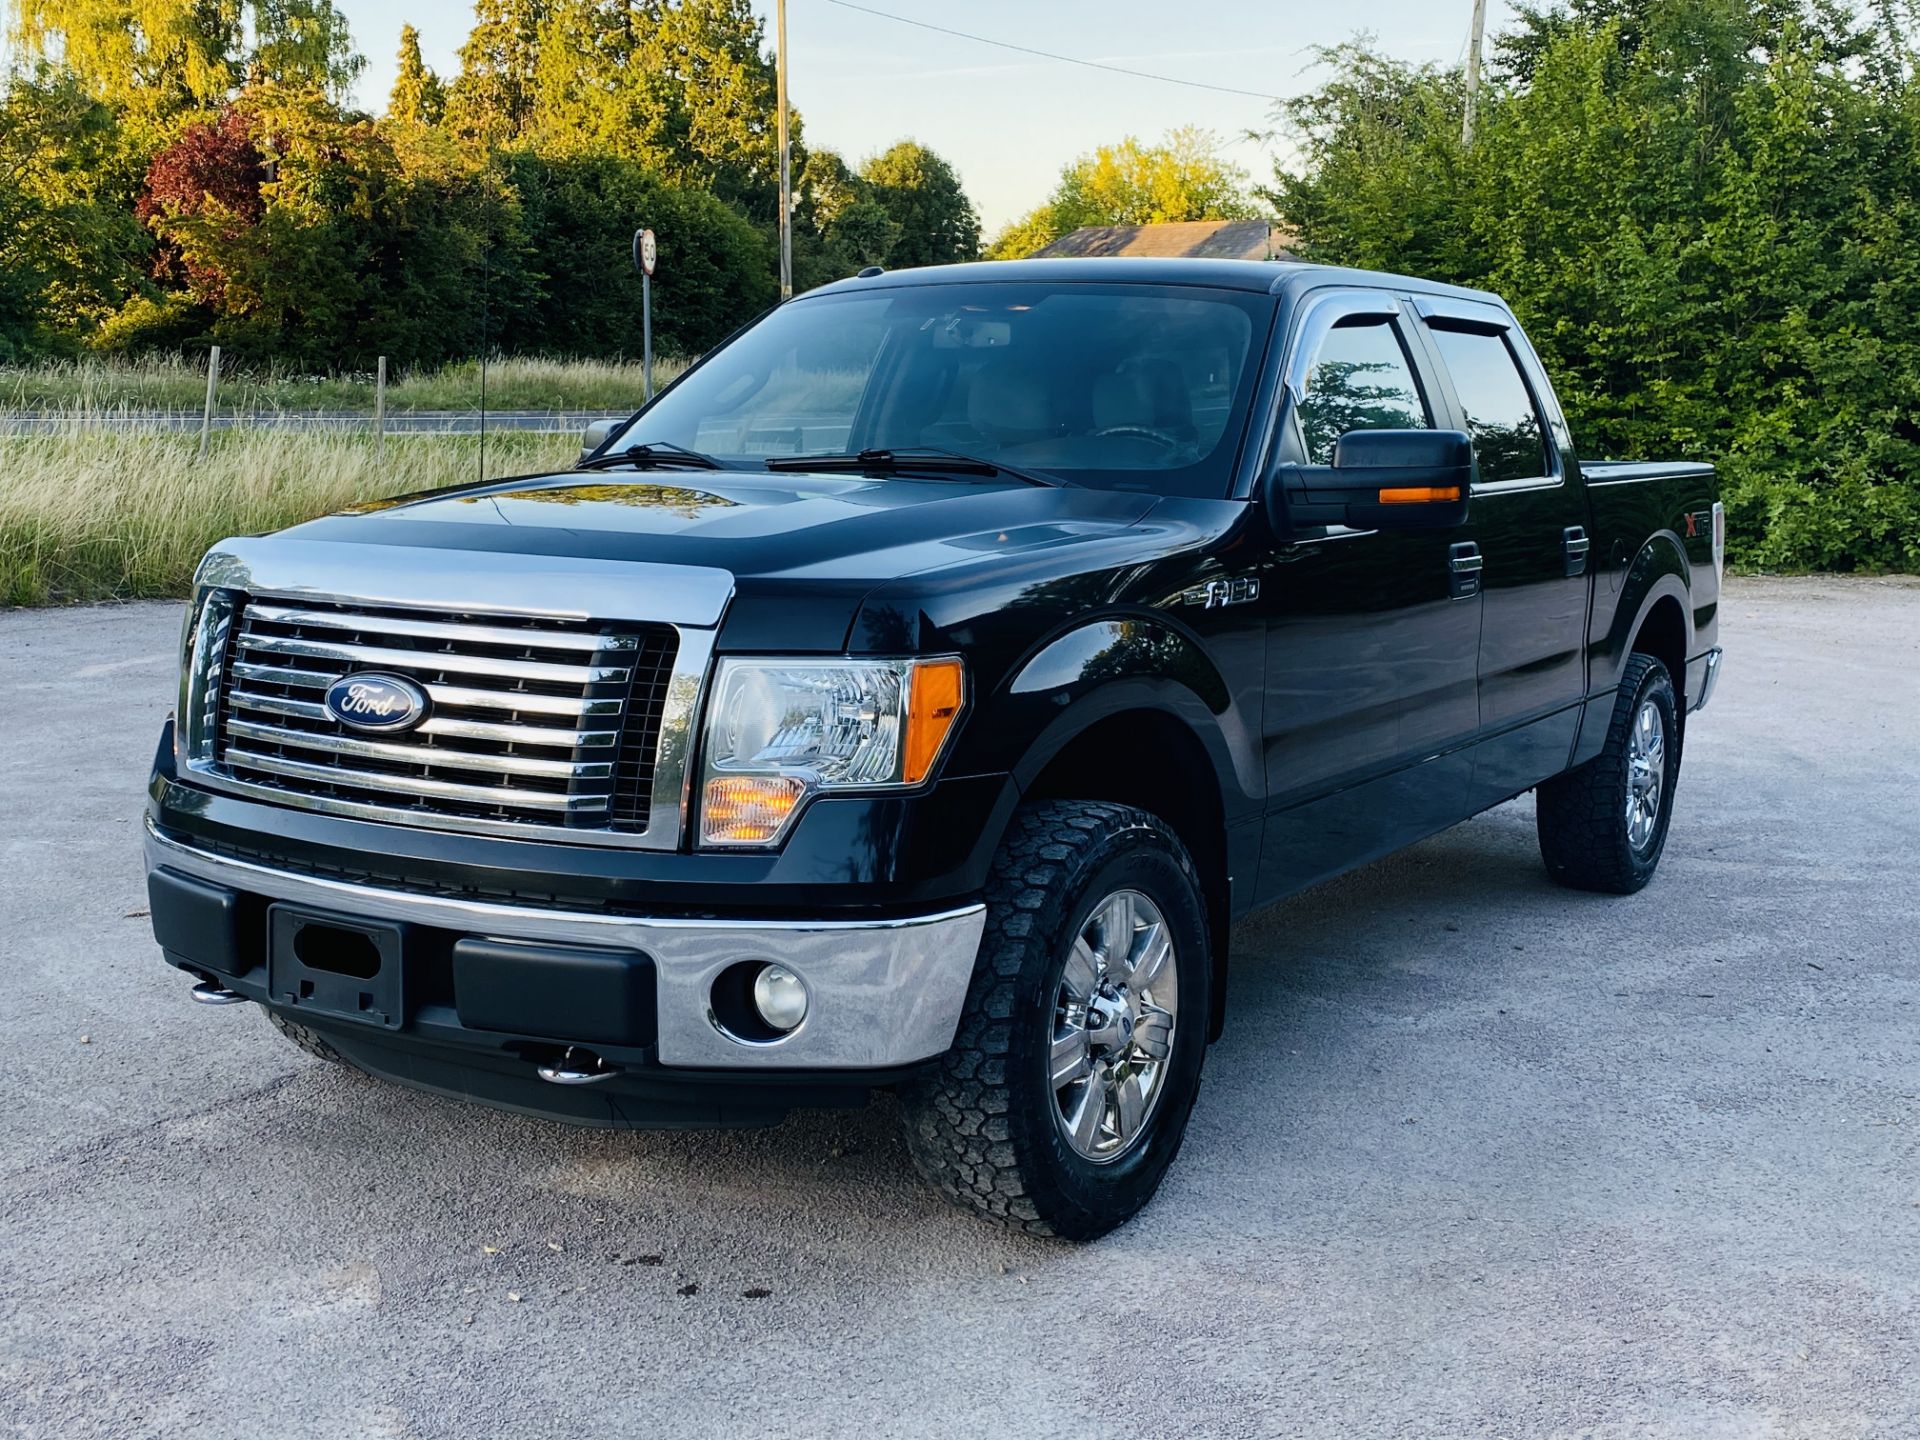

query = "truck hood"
272;469;1163;647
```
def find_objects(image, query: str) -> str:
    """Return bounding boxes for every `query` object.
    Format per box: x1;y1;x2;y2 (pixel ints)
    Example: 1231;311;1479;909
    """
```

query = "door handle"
1563;526;1590;578
1448;541;1482;599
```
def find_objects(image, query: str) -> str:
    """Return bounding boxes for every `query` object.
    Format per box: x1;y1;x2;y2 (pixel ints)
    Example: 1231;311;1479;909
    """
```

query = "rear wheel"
900;800;1211;1241
1536;652;1681;894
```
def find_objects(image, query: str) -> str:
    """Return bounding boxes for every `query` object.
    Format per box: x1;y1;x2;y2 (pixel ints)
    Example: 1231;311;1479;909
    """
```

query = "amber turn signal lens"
903;657;965;785
702;774;806;845
1377;485;1462;504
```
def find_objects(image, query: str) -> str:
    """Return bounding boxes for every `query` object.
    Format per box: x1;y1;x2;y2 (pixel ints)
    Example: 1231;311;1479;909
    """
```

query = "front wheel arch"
1016;702;1238;1042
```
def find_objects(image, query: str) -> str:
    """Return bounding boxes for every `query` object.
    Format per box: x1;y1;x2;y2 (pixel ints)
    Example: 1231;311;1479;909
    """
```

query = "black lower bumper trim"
285;1009;925;1130
149;866;250;978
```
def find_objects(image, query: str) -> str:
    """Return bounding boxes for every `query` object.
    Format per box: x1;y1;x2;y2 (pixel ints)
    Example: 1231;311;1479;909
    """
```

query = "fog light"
752;963;809;1032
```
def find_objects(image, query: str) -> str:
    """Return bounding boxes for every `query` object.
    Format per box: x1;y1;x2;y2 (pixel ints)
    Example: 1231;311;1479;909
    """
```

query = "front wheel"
1536;652;1682;894
265;1009;357;1069
900;800;1211;1241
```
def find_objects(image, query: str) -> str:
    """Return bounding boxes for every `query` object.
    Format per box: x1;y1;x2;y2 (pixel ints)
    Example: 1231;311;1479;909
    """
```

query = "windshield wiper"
762;446;1065;487
577;440;726;472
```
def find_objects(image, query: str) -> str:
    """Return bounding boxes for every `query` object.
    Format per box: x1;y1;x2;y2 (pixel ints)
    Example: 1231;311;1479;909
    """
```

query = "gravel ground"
2;577;1916;1439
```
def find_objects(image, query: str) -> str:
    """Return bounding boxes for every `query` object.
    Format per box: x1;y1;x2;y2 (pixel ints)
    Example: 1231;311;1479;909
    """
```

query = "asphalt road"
3;578;1916;1439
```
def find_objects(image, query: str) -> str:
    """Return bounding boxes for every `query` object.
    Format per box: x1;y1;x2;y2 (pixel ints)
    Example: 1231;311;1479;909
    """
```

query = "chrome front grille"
205;598;680;840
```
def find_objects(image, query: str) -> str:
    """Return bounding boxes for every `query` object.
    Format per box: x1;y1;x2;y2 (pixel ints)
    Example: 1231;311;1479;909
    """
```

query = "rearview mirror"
1269;429;1472;532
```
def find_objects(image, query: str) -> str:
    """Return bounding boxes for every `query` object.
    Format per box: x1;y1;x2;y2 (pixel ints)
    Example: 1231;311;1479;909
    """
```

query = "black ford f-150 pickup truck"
146;258;1723;1239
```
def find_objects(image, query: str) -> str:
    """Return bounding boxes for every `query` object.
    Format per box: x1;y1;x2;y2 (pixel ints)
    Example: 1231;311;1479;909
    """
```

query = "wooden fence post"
198;345;221;459
375;356;387;451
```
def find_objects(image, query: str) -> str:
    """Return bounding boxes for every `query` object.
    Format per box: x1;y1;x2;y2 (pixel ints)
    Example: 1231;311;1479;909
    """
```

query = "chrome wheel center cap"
1083;990;1133;1052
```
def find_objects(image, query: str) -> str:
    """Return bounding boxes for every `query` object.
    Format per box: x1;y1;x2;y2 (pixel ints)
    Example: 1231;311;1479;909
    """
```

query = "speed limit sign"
633;227;659;402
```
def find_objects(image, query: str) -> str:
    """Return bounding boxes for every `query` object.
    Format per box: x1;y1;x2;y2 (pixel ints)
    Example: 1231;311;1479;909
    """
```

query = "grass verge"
1;430;577;606
0;354;686;414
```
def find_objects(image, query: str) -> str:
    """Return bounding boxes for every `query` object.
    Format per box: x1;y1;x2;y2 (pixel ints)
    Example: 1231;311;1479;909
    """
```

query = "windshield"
628;281;1270;497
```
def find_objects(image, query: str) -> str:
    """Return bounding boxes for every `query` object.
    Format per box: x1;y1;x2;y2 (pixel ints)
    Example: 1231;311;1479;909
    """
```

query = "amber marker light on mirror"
903;657;965;785
702;774;807;845
1377;486;1462;504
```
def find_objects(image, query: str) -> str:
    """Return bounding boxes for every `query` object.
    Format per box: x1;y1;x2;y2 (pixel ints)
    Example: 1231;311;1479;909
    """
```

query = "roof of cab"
806;256;1506;308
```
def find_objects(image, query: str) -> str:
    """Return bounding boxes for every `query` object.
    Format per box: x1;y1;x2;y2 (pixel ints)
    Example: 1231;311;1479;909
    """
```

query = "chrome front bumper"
144;820;985;1071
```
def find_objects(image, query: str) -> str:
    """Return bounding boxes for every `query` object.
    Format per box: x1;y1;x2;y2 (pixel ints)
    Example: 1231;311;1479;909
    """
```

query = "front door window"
1295;317;1432;466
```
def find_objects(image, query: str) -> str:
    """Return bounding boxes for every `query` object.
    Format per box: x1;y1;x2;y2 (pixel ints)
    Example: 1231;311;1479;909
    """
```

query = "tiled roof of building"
1031;219;1291;261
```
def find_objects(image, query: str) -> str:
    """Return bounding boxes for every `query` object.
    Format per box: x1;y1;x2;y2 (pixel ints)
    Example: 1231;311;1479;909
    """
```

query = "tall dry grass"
0;353;686;414
387;354;688;411
1;429;576;606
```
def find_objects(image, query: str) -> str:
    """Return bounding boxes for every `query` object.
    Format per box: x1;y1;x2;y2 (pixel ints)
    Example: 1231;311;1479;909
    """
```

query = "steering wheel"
1090;426;1180;450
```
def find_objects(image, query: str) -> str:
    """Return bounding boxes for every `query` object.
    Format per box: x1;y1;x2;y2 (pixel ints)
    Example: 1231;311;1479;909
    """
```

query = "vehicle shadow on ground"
72;796;1607;1307
337;817;1528;1167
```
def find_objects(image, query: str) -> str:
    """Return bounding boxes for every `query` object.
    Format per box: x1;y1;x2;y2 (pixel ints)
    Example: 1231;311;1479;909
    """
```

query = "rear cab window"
1423;324;1552;485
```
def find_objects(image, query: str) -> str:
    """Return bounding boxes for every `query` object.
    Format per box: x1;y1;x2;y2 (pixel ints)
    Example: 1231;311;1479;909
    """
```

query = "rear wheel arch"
1630;593;1689;711
1602;563;1693;705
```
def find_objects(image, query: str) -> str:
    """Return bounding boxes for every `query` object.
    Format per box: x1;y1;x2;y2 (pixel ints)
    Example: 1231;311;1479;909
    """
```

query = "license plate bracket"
266;904;406;1030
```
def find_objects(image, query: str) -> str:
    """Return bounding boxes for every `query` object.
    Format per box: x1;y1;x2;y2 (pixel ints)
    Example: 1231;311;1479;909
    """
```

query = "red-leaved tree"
137;110;266;307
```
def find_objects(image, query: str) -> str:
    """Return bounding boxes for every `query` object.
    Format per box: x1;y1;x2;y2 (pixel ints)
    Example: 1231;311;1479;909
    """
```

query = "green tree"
11;0;362;124
444;0;548;148
1267;1;1920;571
130;85;536;369
520;0;786;218
387;24;446;125
0;66;151;357
503;149;777;354
1256;47;1467;278
638;0;782;213
798;147;898;272
248;0;364;98
859;140;979;267
988;127;1256;258
10;0;242;126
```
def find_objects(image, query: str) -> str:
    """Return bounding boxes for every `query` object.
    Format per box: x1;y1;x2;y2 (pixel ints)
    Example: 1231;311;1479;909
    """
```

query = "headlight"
698;656;965;846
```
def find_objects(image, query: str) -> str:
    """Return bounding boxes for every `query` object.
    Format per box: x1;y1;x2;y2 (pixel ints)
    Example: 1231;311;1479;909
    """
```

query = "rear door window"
1426;326;1550;485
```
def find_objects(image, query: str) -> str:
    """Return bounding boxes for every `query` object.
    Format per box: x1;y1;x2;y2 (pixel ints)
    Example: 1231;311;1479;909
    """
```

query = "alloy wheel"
1625;698;1666;851
1049;889;1179;1164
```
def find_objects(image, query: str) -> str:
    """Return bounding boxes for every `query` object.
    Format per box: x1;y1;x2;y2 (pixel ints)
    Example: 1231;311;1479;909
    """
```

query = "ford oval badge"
324;672;428;733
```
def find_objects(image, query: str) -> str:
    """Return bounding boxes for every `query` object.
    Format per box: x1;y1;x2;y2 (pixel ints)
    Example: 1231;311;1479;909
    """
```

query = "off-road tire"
900;800;1211;1241
266;1009;356;1069
1536;653;1681;894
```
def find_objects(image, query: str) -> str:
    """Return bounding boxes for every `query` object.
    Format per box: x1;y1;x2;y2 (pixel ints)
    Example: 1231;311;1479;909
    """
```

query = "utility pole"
776;0;793;299
1462;0;1488;147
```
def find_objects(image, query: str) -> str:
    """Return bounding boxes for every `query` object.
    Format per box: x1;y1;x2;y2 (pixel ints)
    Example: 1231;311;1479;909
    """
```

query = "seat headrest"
1093;359;1194;434
967;358;1056;443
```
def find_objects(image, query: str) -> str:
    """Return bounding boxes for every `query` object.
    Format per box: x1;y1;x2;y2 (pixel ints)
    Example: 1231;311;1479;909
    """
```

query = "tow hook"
535;1047;620;1086
189;980;248;1005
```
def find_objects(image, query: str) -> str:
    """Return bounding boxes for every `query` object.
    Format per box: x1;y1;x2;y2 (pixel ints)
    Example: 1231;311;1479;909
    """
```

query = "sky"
333;0;1520;236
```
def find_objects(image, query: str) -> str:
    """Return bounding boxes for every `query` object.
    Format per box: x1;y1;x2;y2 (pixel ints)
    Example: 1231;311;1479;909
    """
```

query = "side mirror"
579;417;621;463
1270;429;1473;532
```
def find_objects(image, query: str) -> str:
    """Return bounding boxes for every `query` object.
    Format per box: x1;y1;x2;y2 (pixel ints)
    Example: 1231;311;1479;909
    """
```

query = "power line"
819;0;1282;102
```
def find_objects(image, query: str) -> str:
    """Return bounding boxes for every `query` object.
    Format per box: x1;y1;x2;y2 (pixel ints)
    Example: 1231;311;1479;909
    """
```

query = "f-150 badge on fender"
1181;576;1260;609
